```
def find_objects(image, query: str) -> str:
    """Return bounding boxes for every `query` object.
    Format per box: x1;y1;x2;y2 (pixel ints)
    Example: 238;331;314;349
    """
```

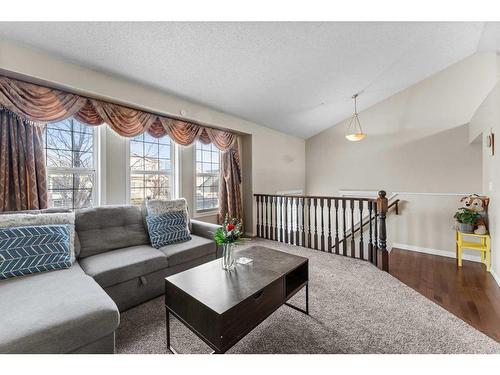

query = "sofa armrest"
191;219;221;240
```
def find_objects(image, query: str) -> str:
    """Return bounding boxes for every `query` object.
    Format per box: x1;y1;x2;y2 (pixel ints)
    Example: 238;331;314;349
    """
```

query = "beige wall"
306;52;497;260
469;57;500;283
0;41;305;232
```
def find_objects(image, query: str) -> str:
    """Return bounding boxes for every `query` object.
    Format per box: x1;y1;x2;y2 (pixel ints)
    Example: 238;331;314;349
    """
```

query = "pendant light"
345;93;366;142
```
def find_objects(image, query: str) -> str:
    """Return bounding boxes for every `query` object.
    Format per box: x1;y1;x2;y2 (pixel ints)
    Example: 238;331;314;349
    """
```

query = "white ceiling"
0;22;494;138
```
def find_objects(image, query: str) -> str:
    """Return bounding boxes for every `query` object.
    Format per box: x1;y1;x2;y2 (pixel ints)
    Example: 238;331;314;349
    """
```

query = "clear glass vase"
221;243;235;270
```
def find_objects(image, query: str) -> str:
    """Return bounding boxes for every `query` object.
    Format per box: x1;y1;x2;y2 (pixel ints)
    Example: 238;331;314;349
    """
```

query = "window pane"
73;132;93;154
144;142;159;159
158;175;170;189
48;174;73;190
158;144;170;159
144;187;160;200
47;149;72;168
48;190;73;209
74;190;93;209
130;156;144;170
203;163;215;173
211;151;218;163
130;174;144;188
130;141;143;157
144;158;159;171
46;128;72;150
158;188;171;200
74;151;93;169
145;175;159;188
130;188;144;205
202;150;211;163
74;174;94;190
159;159;171;172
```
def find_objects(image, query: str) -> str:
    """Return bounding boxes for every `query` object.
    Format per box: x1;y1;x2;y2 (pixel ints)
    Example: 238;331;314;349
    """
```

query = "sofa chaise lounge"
0;205;220;354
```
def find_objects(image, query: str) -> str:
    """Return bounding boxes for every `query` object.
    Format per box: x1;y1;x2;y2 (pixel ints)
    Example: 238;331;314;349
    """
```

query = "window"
129;133;175;205
195;141;220;213
44;118;96;209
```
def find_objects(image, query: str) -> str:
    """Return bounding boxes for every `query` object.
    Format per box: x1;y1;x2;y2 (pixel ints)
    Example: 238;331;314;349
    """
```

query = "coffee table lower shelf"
165;282;309;354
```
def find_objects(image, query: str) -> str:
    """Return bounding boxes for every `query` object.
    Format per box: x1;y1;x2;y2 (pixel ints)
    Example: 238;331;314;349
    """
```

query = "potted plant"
454;208;481;234
214;215;243;270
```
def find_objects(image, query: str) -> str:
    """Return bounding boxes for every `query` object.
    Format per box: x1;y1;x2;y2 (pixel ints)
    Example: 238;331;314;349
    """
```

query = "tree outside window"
44;118;96;209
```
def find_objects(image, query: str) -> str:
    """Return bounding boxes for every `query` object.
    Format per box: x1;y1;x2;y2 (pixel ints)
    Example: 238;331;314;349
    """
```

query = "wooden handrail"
254;193;375;202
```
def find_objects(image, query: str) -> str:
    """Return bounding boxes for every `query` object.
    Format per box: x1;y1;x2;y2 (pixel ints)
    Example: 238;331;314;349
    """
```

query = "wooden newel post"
376;190;389;272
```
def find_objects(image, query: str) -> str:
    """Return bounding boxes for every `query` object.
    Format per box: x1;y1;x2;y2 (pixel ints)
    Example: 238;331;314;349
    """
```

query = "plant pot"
457;222;474;234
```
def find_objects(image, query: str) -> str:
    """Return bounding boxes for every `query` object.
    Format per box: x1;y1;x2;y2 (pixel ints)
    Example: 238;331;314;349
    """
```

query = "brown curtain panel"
0;110;48;211
218;147;243;224
0;75;242;221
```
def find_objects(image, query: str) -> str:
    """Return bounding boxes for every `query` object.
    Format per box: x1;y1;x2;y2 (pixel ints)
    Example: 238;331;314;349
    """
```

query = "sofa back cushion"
0;224;72;279
76;205;149;258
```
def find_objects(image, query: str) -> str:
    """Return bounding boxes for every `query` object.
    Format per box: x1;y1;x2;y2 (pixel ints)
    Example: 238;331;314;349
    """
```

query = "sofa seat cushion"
158;234;216;267
0;263;119;354
79;245;168;288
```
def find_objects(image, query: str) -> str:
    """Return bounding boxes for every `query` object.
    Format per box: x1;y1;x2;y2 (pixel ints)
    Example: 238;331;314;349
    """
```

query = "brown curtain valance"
0;75;242;221
0;75;239;152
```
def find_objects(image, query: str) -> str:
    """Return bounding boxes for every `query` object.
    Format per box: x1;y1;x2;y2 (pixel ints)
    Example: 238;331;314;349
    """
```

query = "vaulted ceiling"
0;22;494;138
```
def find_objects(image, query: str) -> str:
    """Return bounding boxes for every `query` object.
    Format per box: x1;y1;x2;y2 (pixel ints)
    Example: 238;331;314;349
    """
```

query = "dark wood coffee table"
164;245;309;354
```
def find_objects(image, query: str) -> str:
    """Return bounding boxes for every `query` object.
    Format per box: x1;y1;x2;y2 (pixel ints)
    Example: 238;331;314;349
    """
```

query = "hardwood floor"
389;248;500;342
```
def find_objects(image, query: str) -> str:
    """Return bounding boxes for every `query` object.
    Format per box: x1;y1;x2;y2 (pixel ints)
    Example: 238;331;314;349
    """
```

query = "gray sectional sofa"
0;205;220;354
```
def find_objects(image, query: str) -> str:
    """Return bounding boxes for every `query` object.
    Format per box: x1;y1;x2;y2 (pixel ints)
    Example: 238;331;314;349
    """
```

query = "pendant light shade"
345;94;366;142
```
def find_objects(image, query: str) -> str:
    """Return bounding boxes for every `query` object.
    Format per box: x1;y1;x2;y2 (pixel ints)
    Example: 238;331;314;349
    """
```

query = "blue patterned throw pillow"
146;211;191;249
0;224;72;280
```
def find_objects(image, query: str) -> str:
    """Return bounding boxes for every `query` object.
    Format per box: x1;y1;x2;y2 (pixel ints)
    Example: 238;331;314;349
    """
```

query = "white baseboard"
392;243;482;263
490;268;500;287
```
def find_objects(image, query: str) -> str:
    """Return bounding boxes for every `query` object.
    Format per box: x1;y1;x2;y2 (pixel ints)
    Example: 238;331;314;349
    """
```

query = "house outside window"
195;141;220;213
129;133;175;205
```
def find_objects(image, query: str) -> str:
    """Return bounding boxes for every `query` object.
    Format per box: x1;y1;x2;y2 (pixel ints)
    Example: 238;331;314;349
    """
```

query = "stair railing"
254;190;395;272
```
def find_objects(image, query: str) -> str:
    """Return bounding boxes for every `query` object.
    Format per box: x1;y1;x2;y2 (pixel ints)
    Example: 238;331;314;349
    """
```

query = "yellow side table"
456;231;491;272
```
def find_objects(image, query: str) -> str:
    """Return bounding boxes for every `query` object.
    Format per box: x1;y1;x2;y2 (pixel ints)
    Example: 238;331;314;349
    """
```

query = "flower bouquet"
214;215;243;270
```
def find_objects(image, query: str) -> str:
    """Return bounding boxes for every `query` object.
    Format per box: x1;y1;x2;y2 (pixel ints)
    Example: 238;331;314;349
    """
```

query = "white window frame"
193;141;221;216
125;135;179;205
45;119;100;209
